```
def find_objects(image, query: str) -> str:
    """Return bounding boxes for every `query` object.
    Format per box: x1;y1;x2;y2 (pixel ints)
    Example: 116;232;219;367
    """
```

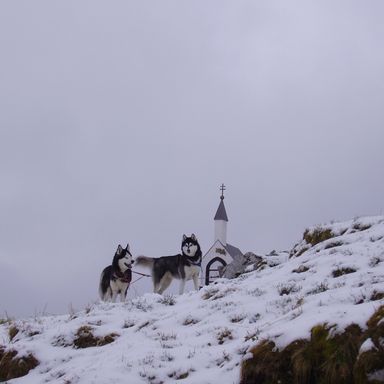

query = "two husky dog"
99;234;201;301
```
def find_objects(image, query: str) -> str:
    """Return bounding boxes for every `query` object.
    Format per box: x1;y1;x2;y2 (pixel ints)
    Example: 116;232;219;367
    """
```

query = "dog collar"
113;268;132;283
185;255;202;266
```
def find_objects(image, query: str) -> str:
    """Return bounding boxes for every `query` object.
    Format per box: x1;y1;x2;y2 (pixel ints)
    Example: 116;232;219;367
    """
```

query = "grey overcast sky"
1;1;383;318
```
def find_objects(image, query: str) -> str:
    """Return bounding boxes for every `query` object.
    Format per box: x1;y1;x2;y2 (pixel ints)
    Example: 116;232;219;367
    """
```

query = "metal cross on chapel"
220;183;226;200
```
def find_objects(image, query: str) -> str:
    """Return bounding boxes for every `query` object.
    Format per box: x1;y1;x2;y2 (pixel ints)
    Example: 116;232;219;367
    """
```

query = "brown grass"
370;291;384;301
303;227;334;246
0;349;39;382
8;326;19;342
352;223;371;232
73;326;118;349
332;267;357;278
240;312;384;384
292;265;310;273
216;328;233;345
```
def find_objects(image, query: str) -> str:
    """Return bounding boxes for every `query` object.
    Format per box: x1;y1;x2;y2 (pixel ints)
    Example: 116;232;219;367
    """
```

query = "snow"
359;338;376;354
1;215;384;383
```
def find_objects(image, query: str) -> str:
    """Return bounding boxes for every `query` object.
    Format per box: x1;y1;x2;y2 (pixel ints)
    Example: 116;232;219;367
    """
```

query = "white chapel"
201;185;243;285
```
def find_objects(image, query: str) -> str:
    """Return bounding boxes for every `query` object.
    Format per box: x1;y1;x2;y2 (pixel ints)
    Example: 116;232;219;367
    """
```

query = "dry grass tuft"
168;370;190;380
277;282;302;296
182;316;199;326
0;349;39;382
158;294;176;306
352;223;371;232
201;287;220;300
217;328;233;345
303;227;334;246
241;307;384;384
370;291;384;301
292;265;310;273
332;267;357;278
354;306;384;383
73;326;118;349
8;326;19;342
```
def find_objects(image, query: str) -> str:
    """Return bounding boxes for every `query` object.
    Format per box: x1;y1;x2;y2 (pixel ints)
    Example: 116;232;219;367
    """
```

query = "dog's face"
114;244;134;272
182;234;199;257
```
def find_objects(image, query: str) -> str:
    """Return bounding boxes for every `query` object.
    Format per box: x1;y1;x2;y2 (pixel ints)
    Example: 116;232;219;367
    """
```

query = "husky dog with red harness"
99;244;134;302
135;234;202;295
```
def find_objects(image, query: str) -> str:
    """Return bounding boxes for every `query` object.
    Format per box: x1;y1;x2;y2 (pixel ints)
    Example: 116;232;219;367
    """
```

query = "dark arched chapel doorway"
205;257;227;285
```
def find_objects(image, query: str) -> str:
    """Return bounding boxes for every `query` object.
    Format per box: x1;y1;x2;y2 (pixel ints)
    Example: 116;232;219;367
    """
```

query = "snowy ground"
1;216;384;383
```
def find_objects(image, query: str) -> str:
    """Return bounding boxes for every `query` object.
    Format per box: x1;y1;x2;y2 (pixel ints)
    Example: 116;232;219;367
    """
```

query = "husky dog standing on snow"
99;244;134;302
135;234;202;295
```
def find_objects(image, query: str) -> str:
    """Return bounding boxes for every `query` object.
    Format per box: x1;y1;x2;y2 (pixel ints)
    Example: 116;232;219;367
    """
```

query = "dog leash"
131;275;146;285
130;271;151;285
131;270;151;278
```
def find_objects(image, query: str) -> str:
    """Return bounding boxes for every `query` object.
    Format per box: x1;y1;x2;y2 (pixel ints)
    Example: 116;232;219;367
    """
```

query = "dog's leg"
192;273;200;291
121;285;129;302
111;289;118;303
158;273;172;294
153;279;161;294
104;288;112;302
179;279;186;295
153;274;161;294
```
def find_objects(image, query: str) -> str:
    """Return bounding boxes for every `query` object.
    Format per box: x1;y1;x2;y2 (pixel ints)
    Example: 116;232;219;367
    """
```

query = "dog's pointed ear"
182;234;187;241
125;243;130;252
116;244;123;255
191;233;196;240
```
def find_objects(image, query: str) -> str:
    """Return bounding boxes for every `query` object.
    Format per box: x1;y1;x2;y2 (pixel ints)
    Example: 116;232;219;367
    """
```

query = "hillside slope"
1;216;384;383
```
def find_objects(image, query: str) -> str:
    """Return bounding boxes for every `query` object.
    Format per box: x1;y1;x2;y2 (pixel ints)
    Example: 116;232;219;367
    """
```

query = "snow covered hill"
1;216;384;383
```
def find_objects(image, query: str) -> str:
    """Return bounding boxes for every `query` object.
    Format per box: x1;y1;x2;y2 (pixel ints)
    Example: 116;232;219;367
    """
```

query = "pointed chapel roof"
214;199;228;222
225;243;242;258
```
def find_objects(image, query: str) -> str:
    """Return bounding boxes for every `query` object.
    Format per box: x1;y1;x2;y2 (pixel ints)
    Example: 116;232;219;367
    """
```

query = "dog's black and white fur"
99;244;133;302
135;234;202;295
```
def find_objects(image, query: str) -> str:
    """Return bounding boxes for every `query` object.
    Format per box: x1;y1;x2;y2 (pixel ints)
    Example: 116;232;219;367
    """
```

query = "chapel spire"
214;184;228;244
214;184;228;222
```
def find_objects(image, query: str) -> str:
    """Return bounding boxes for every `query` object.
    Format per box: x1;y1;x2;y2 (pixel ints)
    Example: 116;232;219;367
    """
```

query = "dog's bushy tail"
135;256;154;268
99;268;110;301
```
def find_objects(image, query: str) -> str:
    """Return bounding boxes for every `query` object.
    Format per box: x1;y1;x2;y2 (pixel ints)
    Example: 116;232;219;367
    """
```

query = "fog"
1;0;383;317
